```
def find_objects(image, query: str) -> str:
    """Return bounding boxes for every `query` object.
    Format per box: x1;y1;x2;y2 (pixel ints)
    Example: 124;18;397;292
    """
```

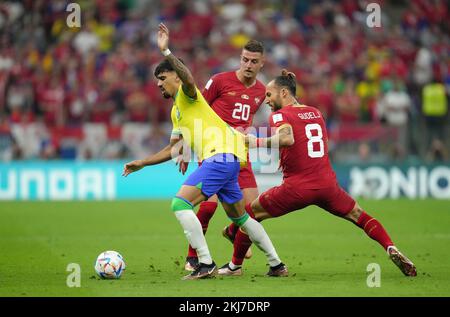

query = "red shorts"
238;161;257;189
259;179;355;218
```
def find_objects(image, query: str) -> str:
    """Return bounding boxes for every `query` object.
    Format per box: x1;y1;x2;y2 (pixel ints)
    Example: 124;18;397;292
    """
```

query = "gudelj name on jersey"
0;169;116;200
349;166;450;199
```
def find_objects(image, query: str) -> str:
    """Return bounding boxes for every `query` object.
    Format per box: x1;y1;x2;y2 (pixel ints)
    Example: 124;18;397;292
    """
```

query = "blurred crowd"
0;0;449;162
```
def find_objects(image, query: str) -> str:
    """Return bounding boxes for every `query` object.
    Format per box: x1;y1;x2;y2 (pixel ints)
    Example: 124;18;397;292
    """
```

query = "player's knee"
206;195;218;203
171;196;193;212
250;199;259;212
250;199;271;222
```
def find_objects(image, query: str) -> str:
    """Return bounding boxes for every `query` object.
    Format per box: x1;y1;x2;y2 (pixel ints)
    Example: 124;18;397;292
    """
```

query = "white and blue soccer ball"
94;251;126;279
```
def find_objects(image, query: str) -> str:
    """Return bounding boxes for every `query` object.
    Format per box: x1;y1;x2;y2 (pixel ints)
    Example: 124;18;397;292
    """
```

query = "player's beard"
160;88;171;99
271;101;282;112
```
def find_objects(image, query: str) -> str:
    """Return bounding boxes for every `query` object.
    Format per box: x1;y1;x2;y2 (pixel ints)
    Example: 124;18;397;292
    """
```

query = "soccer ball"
94;250;126;279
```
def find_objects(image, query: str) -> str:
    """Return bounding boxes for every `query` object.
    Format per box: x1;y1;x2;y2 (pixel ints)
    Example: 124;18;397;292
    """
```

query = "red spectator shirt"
202;71;265;131
269;104;337;188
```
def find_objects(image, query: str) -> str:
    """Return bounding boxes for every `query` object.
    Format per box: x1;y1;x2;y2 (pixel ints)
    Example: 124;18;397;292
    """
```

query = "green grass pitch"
1;199;449;297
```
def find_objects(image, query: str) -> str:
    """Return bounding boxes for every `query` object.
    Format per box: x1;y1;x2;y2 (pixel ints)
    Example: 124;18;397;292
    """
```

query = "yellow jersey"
170;86;247;164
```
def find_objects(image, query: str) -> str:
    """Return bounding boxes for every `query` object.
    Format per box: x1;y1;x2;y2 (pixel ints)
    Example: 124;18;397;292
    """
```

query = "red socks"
227;223;239;238
196;201;218;231
231;203;255;266
356;211;394;250
187;201;218;258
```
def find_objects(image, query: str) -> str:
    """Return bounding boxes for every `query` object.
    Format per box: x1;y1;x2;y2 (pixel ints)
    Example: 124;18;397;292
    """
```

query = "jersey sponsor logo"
205;79;213;90
227;91;236;96
241;94;249;100
176;107;181;120
255;97;261;104
272;113;283;124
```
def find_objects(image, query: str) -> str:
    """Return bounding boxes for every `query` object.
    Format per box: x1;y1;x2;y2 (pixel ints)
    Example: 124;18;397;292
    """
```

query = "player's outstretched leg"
345;203;417;277
172;196;217;280
218;228;251;276
219;203;254;275
222;203;256;270
220;203;288;277
221;186;258;259
185;200;218;271
219;227;288;277
237;215;287;276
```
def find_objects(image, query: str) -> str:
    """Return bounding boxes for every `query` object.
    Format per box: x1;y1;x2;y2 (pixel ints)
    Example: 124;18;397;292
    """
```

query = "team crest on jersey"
241;94;249;100
176;107;181;120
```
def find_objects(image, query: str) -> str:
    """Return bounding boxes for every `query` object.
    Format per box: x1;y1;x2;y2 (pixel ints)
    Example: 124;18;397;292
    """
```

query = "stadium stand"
0;0;448;162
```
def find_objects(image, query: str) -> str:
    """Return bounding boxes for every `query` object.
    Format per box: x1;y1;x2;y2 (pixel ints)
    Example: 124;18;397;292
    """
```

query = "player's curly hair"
154;58;186;77
274;69;296;96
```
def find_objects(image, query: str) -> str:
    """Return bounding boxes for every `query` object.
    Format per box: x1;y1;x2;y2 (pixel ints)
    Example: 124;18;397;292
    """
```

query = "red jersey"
202;71;265;131
269;105;337;189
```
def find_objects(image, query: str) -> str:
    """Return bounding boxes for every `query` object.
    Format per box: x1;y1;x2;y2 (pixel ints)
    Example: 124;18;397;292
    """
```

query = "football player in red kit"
218;70;417;277
183;40;267;271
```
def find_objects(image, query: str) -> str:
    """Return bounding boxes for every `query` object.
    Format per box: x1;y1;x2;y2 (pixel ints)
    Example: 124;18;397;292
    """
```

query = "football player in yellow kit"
123;23;287;280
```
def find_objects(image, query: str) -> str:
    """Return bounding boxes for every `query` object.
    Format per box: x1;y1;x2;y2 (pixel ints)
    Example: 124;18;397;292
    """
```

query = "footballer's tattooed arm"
166;54;197;99
246;124;294;148
157;23;197;99
271;124;294;147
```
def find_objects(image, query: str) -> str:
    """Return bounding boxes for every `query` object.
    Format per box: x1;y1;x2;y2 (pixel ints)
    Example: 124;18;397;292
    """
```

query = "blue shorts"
183;153;243;204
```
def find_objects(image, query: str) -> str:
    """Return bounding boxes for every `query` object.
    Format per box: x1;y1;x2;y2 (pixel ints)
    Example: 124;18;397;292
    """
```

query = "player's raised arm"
157;23;197;99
